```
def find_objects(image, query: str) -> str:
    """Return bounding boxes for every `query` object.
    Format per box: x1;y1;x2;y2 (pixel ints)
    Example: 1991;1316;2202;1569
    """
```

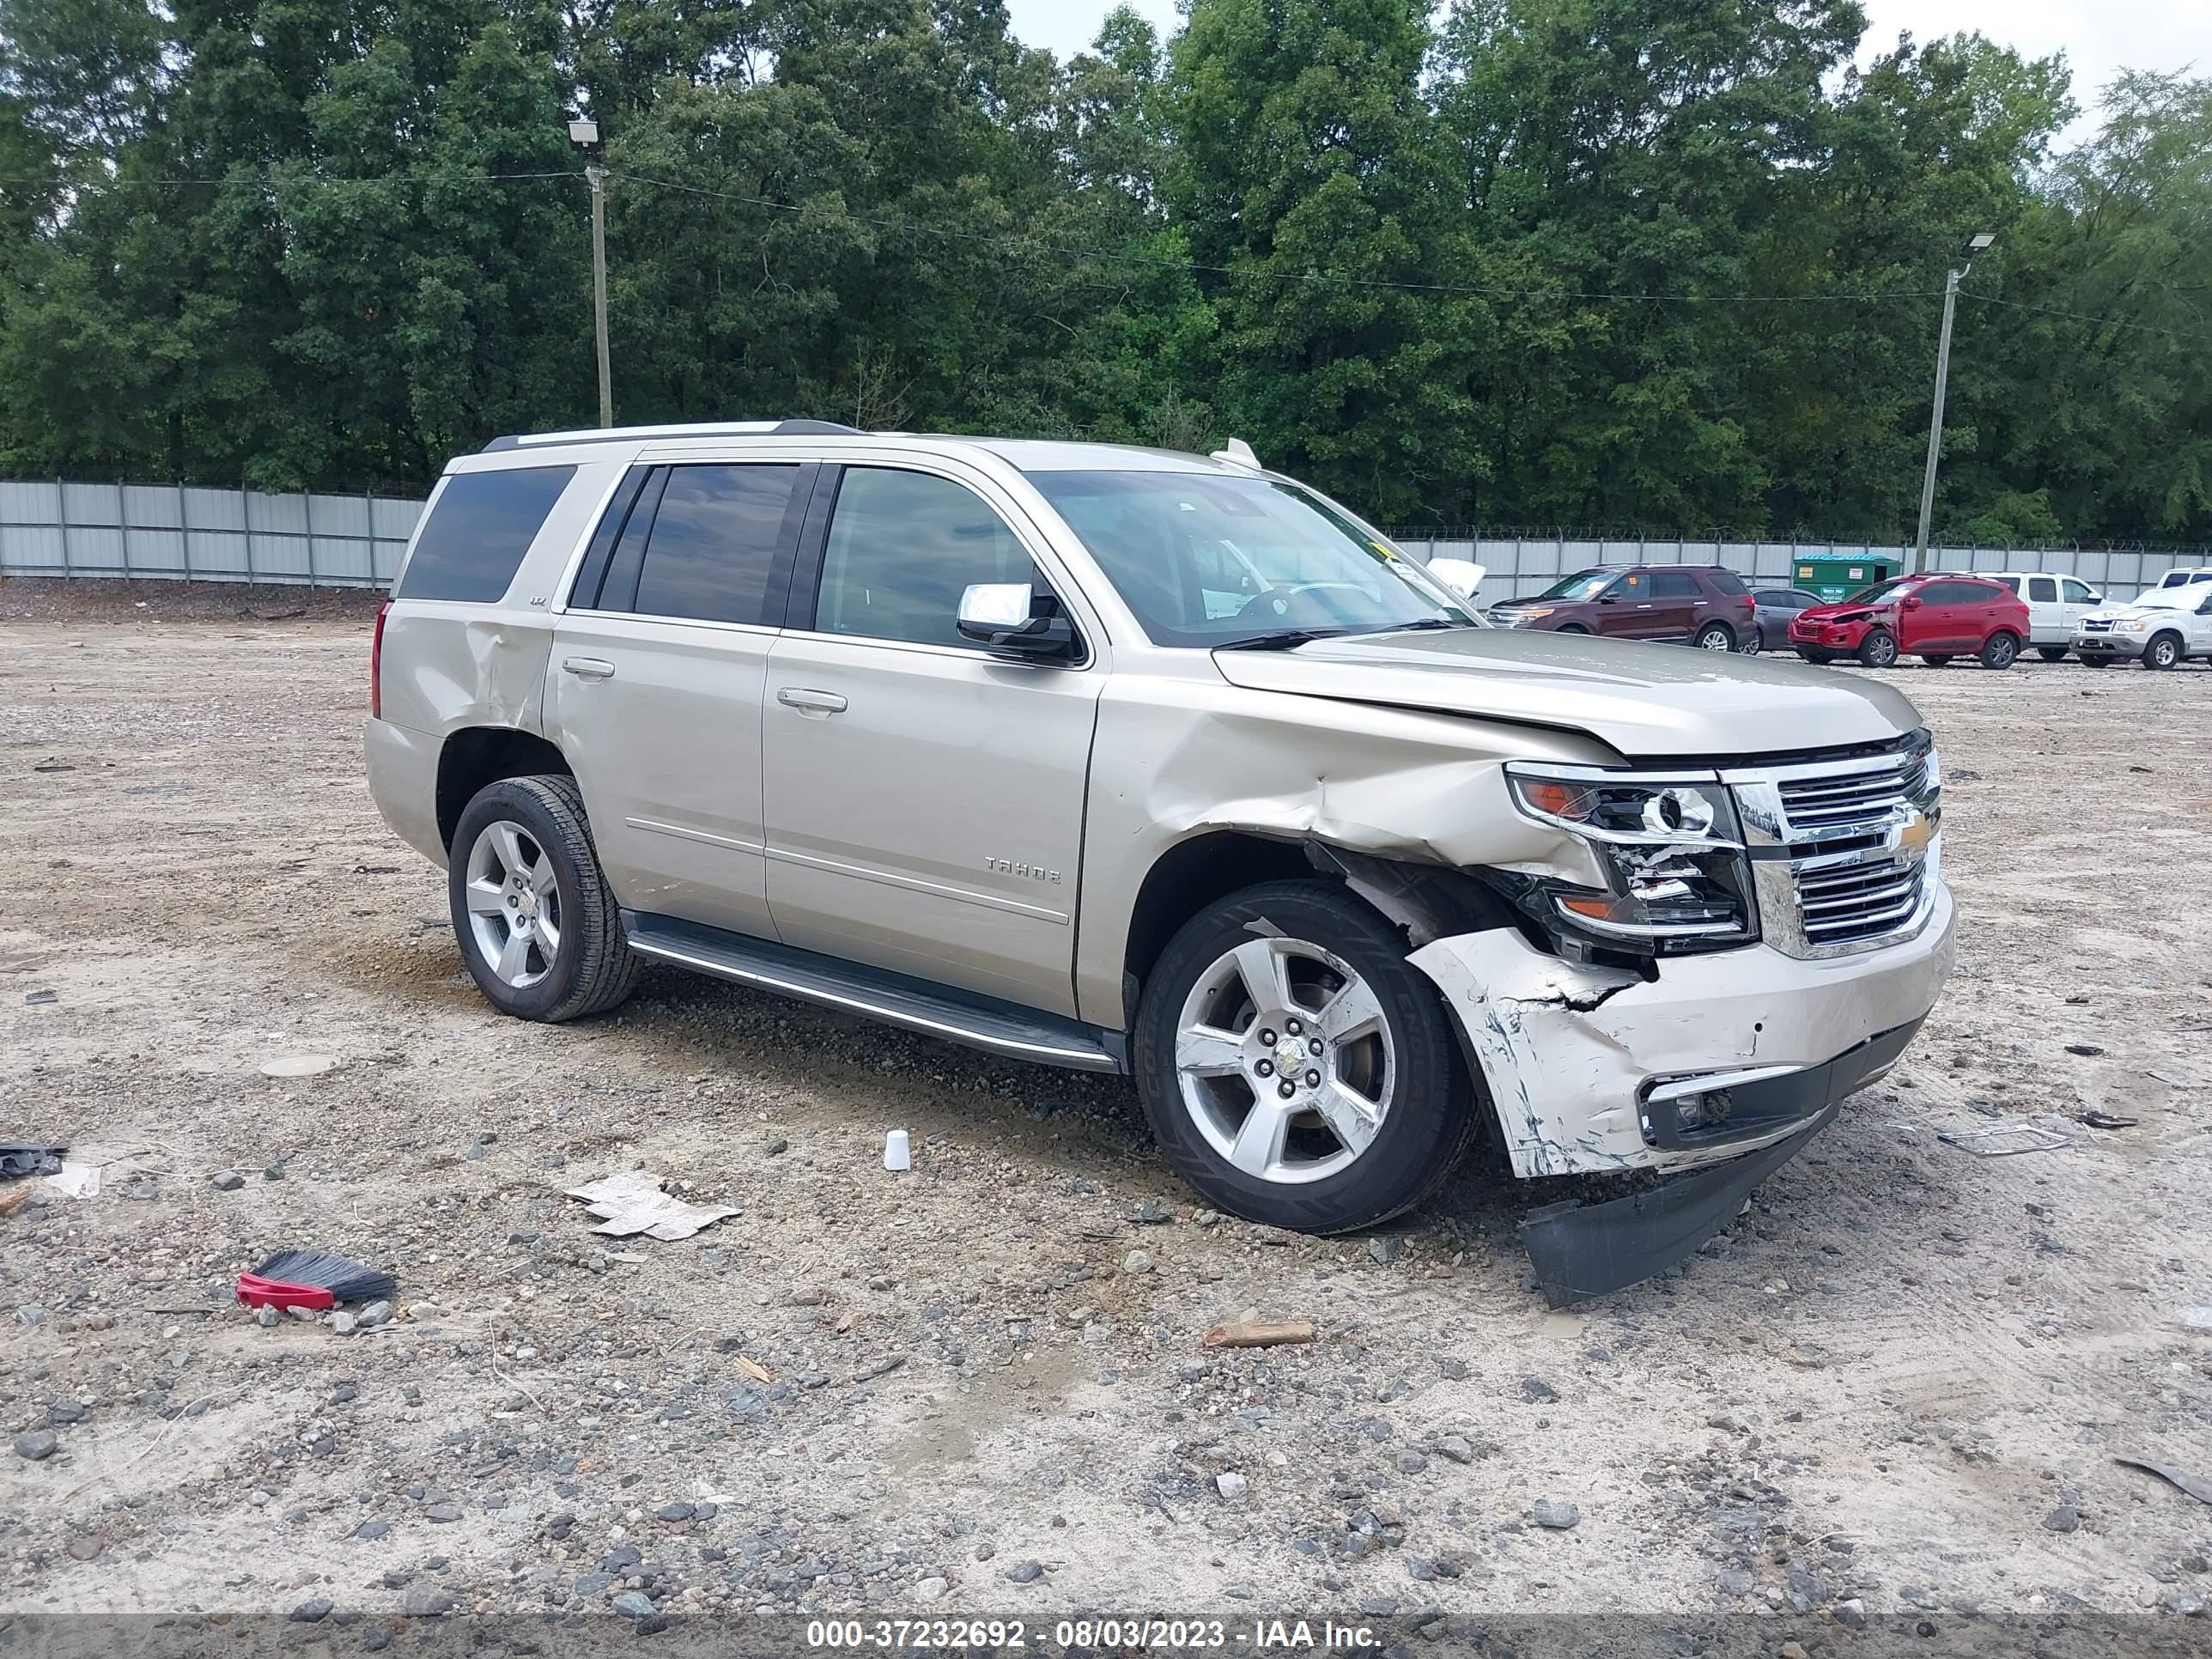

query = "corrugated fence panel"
0;478;423;587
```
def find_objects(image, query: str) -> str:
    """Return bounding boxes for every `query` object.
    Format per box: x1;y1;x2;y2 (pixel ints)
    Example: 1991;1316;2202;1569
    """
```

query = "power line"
0;169;582;189
1961;289;2212;345
606;170;1947;307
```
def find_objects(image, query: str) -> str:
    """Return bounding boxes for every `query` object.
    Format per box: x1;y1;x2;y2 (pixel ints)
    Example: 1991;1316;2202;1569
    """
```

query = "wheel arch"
1118;831;1516;1026
436;726;574;853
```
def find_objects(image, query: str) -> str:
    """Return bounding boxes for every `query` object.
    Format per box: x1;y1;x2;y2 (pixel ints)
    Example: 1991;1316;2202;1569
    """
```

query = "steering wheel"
1232;582;1368;623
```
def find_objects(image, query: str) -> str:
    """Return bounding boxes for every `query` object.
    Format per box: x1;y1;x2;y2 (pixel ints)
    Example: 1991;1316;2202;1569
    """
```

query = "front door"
1645;568;1703;641
550;460;813;940
2057;577;2099;640
761;464;1104;1016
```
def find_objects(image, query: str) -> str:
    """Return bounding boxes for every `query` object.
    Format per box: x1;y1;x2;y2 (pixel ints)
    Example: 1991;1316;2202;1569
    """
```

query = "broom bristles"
249;1249;395;1304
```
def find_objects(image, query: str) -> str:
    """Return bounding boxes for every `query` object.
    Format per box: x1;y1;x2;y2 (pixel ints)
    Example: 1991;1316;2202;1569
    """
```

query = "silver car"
367;422;1953;1300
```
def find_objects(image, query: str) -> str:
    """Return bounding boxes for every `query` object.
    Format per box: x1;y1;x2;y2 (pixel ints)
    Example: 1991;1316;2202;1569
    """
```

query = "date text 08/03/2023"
805;1618;1382;1650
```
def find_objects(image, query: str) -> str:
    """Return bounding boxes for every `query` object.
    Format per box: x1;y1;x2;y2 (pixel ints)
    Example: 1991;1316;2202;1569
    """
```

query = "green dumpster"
1792;555;1898;603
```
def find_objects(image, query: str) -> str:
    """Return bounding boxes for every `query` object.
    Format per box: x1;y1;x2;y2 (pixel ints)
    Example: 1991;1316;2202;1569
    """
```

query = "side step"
622;912;1127;1074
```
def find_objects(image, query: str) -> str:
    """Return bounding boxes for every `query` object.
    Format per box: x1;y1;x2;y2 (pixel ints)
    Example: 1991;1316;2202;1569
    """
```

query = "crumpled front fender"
1408;896;1953;1178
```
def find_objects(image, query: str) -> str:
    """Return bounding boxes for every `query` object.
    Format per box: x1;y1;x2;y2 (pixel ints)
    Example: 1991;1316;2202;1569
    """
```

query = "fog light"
1674;1092;1714;1131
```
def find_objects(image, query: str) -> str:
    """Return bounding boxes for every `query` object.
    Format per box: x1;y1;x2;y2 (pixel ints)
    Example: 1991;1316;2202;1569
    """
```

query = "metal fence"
0;477;2202;602
1388;534;2205;604
0;479;424;586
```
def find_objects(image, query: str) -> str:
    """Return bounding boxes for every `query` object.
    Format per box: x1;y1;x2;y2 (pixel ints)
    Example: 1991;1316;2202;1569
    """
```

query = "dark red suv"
1486;565;1755;651
1790;574;2029;670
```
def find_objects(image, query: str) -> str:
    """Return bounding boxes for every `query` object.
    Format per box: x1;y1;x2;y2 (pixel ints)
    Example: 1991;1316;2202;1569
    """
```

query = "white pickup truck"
1987;573;2103;661
2072;586;2212;669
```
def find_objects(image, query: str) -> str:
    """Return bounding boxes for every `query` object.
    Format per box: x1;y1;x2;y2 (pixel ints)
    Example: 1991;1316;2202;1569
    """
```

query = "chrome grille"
1726;738;1942;959
1776;749;1928;834
1793;858;1927;947
2080;617;2114;634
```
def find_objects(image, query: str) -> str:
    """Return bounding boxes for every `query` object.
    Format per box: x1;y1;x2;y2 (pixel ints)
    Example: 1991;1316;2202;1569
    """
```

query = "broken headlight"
1504;766;1758;954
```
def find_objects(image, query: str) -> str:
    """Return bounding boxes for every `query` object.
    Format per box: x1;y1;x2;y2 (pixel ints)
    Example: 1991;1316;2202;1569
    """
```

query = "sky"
1002;0;2208;143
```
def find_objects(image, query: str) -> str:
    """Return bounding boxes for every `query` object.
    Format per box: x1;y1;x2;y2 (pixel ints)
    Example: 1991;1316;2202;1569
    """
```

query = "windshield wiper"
1212;628;1356;652
1373;617;1471;634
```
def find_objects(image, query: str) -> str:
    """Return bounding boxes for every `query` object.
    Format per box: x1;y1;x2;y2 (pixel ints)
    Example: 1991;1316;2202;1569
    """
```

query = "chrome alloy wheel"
462;820;563;989
1173;936;1397;1183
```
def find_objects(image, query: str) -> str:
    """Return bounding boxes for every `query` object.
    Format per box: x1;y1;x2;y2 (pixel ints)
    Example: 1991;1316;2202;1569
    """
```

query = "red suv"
1486;565;1755;650
1790;574;2029;670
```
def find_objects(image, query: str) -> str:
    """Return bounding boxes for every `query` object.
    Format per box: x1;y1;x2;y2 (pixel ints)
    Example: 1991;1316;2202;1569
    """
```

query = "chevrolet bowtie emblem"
1894;811;1933;855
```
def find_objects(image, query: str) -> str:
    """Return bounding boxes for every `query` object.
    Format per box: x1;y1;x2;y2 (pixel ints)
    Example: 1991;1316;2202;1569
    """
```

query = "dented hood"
1210;627;1921;758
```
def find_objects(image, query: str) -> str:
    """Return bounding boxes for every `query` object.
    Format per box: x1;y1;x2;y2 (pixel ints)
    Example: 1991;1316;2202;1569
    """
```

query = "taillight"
1740;593;1753;609
370;600;389;719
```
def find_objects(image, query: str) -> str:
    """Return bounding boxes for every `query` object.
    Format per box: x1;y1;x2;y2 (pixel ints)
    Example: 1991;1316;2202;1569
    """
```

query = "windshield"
1029;471;1474;647
1531;570;1618;602
1842;578;1917;606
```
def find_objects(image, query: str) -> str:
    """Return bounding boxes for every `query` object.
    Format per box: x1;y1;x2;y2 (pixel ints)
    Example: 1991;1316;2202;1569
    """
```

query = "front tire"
448;775;640;1023
1693;622;1735;653
2143;632;2184;671
2037;647;2069;663
2080;655;2110;668
1857;629;1899;668
1979;631;2021;670
1133;881;1476;1235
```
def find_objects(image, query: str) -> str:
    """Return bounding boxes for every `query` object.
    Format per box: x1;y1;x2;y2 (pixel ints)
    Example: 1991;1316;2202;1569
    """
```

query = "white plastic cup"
884;1129;911;1172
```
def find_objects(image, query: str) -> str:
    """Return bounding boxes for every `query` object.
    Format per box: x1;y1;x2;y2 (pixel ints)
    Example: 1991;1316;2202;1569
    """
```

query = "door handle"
777;687;848;714
562;657;616;681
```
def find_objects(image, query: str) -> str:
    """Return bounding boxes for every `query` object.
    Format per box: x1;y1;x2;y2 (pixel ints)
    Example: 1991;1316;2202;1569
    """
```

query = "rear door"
1644;568;1702;641
760;461;1105;1015
549;459;815;939
2022;574;2062;644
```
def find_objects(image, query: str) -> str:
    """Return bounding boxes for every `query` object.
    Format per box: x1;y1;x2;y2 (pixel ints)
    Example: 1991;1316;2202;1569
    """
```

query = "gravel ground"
3;583;2209;1643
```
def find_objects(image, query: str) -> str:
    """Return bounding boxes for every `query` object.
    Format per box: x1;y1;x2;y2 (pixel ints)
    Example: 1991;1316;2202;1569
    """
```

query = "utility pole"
1910;232;1995;574
568;119;612;428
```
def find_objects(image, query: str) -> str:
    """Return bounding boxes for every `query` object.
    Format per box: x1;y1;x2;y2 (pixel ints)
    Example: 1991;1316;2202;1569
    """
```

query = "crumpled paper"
563;1171;737;1241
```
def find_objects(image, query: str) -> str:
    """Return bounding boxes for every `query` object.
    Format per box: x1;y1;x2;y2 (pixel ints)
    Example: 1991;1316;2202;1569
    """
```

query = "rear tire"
1555;624;1590;635
1921;655;1952;668
1692;622;1735;653
2143;632;2183;671
1133;880;1477;1236
1979;631;2021;670
2037;647;2069;663
448;775;640;1023
1856;629;1899;668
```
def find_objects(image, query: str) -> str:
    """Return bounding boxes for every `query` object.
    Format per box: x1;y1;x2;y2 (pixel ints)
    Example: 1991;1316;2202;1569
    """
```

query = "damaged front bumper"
1408;884;1953;1300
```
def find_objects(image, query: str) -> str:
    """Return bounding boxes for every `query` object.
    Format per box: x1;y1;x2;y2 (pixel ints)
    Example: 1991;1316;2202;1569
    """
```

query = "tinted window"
1990;574;2021;594
2027;575;2058;603
1650;569;1699;598
2061;578;2095;604
1705;568;1747;596
569;467;652;609
396;466;575;602
816;469;1037;648
633;465;801;625
1921;580;1989;605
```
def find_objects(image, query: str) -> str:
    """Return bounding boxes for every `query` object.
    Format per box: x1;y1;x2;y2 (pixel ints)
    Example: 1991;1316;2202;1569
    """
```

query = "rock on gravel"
916;1577;948;1602
14;1431;58;1462
1216;1472;1249;1502
2045;1505;2081;1533
1532;1498;1578;1529
1006;1561;1044;1584
210;1170;246;1191
289;1597;332;1624
612;1591;656;1620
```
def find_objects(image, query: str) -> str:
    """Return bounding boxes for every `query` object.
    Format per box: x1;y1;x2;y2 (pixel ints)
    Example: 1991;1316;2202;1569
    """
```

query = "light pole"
568;118;612;429
1910;231;1995;574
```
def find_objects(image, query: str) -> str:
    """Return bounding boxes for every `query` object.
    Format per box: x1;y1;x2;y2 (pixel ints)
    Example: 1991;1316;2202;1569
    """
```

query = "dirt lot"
3;581;2209;1648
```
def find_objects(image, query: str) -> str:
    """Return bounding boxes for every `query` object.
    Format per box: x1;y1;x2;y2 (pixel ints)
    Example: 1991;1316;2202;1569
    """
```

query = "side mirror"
1901;595;1923;610
1597;591;1620;604
1425;557;1485;599
957;582;1080;661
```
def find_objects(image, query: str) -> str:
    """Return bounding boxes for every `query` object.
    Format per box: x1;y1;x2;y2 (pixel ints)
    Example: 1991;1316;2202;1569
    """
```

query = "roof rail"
482;418;864;453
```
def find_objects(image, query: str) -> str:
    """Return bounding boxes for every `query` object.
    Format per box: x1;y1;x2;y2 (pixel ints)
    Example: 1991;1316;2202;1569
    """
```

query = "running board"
622;912;1127;1074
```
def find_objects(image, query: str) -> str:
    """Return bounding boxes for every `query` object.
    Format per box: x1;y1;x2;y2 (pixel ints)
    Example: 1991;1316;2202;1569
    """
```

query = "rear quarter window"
1705;568;1747;596
395;466;577;602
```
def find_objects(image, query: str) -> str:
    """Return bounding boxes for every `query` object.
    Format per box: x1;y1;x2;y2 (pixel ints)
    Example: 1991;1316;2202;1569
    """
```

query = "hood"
2087;593;2193;621
1797;599;1888;623
1210;627;1921;760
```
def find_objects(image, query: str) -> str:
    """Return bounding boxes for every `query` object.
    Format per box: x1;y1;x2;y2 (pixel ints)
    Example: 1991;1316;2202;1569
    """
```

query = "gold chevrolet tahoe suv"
366;422;1954;1301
